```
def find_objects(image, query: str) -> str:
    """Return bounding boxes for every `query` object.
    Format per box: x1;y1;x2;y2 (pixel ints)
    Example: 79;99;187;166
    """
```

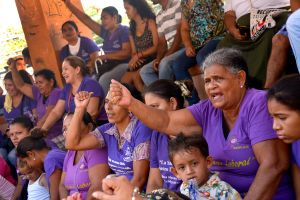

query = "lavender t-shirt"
59;76;105;117
150;131;182;192
0;95;36;124
292;140;300;168
32;86;62;139
100;25;130;54
44;149;66;186
92;119;152;181
187;89;294;199
63;148;108;199
60;36;99;64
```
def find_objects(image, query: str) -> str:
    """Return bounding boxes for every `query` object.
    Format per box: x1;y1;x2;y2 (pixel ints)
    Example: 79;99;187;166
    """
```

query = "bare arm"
224;11;246;40
146;168;164;193
101;42;131;61
59;172;68;199
181;18;193;49
64;0;101;34
292;164;300;200
86;164;110;200
49;169;62;200
110;80;201;136
42;100;65;131
244;139;290;200
86;97;100;120
11;176;23;200
131;160;149;191
87;51;99;74
9;61;34;99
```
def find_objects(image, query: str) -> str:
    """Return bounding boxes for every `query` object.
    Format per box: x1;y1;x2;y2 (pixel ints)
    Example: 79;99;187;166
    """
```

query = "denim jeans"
287;9;300;72
140;48;186;86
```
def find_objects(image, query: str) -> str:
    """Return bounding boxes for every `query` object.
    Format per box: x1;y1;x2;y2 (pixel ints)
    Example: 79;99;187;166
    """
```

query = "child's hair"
143;80;185;109
10;116;34;131
168;133;209;163
16;128;49;158
267;74;300;112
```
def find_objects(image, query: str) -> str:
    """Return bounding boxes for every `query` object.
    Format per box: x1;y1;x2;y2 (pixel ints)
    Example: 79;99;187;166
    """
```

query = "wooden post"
15;0;93;86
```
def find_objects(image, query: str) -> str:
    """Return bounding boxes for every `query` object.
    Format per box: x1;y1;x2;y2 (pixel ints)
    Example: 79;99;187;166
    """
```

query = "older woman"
42;56;106;137
267;74;300;199
65;86;152;191
109;48;294;199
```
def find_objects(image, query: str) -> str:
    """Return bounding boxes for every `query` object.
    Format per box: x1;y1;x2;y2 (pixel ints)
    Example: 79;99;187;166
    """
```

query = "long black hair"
124;0;156;35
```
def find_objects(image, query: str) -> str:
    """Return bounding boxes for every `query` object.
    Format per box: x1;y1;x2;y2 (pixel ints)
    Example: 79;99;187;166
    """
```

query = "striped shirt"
156;0;181;48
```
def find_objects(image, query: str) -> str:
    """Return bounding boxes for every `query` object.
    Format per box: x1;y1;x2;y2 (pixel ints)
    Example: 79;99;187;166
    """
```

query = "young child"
168;134;241;200
18;159;50;200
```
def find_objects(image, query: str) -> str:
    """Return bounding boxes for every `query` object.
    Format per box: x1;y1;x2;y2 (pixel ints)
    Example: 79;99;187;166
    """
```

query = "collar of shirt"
105;115;138;146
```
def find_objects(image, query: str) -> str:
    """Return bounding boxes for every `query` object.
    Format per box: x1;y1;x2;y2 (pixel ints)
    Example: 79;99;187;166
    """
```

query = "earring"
33;157;36;161
240;85;243;88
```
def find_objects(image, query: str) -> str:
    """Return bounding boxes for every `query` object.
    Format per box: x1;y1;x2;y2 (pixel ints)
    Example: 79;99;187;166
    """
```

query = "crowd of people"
0;0;300;199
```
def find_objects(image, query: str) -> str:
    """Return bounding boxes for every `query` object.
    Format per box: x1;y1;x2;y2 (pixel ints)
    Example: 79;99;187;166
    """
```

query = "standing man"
140;0;182;86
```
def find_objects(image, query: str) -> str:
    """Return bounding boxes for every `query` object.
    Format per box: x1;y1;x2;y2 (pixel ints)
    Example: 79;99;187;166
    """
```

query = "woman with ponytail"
16;128;66;200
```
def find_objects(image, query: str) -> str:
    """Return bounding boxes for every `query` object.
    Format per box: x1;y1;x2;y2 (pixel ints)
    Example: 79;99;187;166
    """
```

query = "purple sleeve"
150;131;159;168
120;26;130;43
82;78;103;98
60;85;70;101
132;121;152;161
32;85;40;101
44;153;64;180
82;37;100;54
48;88;62;106
85;148;108;168
247;92;277;145
60;45;69;61
187;101;209;127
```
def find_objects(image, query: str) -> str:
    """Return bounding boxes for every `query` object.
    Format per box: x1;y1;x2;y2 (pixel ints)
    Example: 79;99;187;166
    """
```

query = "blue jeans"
171;39;221;81
140;48;185;86
287;9;300;73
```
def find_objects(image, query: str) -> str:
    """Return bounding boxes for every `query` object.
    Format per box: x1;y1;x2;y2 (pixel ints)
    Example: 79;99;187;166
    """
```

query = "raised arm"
63;0;101;34
244;139;290;200
65;92;101;150
9;60;34;99
109;80;201;135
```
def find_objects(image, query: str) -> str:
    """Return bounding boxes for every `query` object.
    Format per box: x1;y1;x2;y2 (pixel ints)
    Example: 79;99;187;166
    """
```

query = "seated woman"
9;62;63;149
121;0;159;92
60;20;99;74
42;56;106;134
16;128;66;200
59;112;110;200
267;74;300;199
0;70;36;125
143;80;200;193
63;0;131;94
65;86;152;191
218;0;290;88
109;48;294;199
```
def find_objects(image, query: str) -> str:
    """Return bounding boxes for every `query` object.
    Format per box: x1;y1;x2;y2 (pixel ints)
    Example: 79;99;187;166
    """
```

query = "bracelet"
132;186;140;200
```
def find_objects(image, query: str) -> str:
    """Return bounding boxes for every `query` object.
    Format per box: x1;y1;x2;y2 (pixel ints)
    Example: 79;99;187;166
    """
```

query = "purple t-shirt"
100;25;130;54
292;140;300;168
44;148;66;186
60;36;99;64
63;148;108;199
59;76;105;117
92;118;152;181
32;86;63;139
187;89;294;199
150;131;182;192
0;95;36;124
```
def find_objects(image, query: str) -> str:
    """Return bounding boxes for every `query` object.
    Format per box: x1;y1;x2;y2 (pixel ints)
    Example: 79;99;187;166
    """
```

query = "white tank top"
27;173;50;200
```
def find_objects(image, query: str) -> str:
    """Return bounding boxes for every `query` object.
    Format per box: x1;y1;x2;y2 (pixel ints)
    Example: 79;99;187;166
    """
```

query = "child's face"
171;148;213;186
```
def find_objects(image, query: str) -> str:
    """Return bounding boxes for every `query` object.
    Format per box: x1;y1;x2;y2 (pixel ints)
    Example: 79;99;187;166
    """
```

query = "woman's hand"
109;80;133;108
185;45;196;57
128;54;144;71
62;192;82;200
230;27;247;41
92;176;135;200
74;91;93;110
